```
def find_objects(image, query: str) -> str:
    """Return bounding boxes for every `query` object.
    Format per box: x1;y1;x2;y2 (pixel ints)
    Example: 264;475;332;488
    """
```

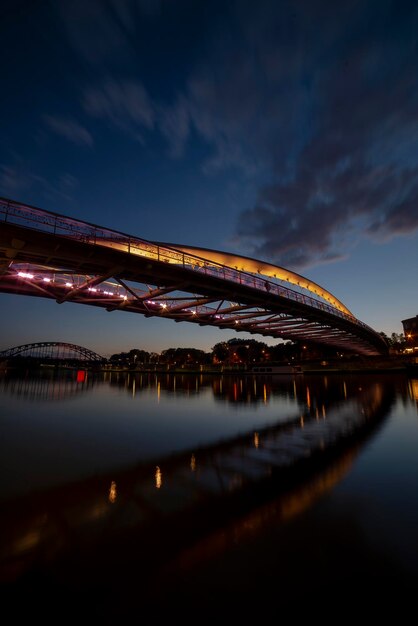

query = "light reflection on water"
0;370;417;620
0;369;361;499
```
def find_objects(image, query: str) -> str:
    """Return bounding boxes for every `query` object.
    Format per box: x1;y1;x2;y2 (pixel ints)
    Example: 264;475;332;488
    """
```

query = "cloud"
0;163;78;204
366;173;418;239
57;0;132;66
56;0;161;66
44;115;93;147
158;97;190;158
59;173;79;190
83;77;155;138
56;0;418;269
230;0;418;269
181;55;293;175
58;0;282;169
0;165;27;194
82;77;192;156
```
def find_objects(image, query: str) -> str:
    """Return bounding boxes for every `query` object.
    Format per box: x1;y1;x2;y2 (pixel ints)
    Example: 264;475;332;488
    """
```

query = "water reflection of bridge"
106;370;304;405
0;369;95;401
0;376;395;595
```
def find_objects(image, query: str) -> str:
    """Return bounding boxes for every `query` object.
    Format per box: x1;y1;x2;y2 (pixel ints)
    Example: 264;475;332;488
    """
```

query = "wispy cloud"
57;0;132;66
83;78;154;139
0;165;28;194
56;0;161;66
82;79;193;158
159;97;190;159
0;163;78;204
56;0;418;269
230;1;418;269
44;115;93;147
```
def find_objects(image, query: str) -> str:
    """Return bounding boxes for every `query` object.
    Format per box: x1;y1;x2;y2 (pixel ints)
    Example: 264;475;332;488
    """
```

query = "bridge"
0;197;388;355
0;341;104;363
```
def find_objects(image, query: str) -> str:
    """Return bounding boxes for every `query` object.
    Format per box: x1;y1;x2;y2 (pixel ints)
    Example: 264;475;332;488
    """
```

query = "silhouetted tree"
212;342;229;363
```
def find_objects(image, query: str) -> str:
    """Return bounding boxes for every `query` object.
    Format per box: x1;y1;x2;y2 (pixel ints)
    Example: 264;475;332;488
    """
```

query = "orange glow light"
155;466;162;489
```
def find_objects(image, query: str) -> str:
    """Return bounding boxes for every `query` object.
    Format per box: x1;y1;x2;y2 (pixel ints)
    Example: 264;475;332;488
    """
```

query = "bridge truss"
0;197;388;356
0;341;104;362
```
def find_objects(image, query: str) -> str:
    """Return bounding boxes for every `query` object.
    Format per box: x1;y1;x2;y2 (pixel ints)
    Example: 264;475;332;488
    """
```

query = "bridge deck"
0;197;388;355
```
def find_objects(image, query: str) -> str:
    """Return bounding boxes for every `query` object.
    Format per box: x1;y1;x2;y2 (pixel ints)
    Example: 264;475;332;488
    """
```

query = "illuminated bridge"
0;197;388;355
0;341;104;363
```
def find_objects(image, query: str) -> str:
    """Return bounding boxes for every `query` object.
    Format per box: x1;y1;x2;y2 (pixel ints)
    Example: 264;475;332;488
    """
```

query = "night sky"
1;0;417;357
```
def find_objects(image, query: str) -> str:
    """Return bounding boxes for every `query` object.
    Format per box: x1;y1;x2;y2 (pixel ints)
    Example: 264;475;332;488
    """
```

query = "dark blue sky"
1;0;417;356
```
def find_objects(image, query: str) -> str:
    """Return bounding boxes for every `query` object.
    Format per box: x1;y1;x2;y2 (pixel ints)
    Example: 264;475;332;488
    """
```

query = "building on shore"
402;315;418;352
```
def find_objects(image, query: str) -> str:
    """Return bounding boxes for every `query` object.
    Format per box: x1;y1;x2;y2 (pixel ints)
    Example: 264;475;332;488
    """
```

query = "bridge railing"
0;197;376;335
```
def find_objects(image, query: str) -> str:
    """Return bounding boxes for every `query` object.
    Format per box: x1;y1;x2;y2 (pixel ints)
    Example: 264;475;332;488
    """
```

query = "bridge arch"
153;243;353;316
0;342;104;362
0;196;389;356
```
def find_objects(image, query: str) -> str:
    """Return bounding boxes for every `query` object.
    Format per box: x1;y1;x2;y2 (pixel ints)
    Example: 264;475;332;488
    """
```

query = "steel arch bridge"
0;341;104;362
0;197;388;356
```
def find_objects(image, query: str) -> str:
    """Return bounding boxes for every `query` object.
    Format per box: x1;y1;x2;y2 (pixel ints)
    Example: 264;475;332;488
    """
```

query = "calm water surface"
0;369;417;622
1;370;305;498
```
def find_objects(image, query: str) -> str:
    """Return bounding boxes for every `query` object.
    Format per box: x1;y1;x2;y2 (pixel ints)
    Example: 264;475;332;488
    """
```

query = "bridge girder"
0;197;389;356
0;341;104;362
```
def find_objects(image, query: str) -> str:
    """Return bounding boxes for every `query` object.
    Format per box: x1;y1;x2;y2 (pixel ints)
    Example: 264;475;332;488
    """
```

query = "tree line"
108;332;408;368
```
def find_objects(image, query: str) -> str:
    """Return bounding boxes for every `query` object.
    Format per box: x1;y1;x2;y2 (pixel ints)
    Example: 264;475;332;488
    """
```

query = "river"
0;369;417;622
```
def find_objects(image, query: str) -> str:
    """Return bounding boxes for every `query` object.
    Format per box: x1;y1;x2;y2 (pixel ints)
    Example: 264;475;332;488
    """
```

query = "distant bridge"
0;197;388;355
0;341;104;362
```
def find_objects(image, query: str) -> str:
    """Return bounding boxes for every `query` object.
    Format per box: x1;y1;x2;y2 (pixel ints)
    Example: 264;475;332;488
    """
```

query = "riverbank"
103;355;417;375
1;355;417;375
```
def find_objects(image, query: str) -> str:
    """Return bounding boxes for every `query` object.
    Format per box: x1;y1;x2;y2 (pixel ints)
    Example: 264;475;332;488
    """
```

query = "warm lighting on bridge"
1;198;386;357
109;481;117;503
